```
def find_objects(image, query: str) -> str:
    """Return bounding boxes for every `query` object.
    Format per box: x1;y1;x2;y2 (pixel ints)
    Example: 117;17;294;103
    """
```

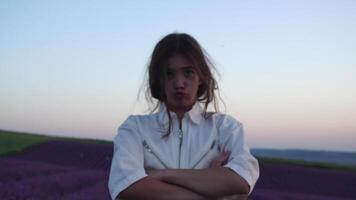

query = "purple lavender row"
251;189;355;200
10;140;113;171
0;158;72;183
249;162;356;199
2;139;356;199
0;159;110;200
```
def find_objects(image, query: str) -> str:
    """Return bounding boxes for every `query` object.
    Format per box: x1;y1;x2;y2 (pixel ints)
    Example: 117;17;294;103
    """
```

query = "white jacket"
108;103;259;199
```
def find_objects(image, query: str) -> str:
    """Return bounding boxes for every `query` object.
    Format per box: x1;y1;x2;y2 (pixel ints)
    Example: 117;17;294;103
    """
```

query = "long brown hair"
145;33;221;136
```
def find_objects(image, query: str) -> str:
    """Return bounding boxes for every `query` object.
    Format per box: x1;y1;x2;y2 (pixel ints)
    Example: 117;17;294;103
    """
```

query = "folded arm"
118;152;249;200
148;167;249;199
147;152;250;199
118;176;212;200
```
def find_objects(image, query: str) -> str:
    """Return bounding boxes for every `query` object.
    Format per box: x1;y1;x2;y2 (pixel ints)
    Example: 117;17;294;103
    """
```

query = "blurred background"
1;0;355;152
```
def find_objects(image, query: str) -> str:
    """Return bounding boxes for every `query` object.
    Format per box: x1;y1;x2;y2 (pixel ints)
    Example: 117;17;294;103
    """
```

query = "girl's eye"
184;69;194;77
166;70;174;78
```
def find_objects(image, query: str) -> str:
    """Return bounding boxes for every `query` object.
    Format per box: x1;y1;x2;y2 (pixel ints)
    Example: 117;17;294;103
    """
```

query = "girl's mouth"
174;92;187;99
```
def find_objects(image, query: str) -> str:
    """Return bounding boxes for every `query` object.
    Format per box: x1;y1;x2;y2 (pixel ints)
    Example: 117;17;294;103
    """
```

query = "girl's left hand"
210;151;231;168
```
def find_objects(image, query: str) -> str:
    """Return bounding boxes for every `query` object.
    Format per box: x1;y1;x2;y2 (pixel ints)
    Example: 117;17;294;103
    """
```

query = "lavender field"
0;140;112;200
1;138;356;200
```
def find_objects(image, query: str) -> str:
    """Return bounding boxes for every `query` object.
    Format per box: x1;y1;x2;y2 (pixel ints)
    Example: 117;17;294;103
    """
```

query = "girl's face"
164;54;201;116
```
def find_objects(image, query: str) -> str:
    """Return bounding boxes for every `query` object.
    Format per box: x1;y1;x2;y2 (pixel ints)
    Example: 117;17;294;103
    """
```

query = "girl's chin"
174;103;194;110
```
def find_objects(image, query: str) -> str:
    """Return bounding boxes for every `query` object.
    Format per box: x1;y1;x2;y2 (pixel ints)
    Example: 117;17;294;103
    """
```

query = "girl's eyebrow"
181;66;194;70
167;65;194;71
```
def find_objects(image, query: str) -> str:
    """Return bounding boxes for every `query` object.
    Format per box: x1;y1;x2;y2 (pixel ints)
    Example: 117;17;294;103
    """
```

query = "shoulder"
211;113;247;148
209;112;243;130
119;112;158;129
115;113;158;140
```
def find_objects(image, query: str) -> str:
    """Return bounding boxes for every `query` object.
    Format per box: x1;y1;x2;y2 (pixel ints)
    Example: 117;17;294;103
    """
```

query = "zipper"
142;140;168;168
178;128;183;168
191;140;216;168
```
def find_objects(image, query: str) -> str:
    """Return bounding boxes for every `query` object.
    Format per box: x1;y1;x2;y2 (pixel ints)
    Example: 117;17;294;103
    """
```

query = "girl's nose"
174;75;185;89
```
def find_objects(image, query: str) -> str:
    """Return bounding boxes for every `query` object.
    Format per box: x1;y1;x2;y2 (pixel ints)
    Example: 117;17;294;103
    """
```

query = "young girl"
108;33;259;200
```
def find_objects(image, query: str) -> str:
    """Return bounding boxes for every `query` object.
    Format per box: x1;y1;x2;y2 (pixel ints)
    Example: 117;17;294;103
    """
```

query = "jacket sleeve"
108;115;147;200
217;114;259;194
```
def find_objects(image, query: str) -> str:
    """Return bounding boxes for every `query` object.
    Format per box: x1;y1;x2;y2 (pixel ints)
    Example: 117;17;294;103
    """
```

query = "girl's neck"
166;106;191;121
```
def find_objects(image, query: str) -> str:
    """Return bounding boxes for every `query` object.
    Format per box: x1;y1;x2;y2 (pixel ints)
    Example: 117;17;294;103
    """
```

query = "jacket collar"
157;102;204;126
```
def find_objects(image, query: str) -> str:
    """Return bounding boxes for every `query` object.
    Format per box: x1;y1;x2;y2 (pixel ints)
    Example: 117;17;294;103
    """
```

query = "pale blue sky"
1;0;355;151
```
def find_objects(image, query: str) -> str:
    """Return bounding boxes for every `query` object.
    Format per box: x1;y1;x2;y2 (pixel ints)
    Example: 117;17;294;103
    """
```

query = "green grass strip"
0;129;51;156
0;129;112;157
256;156;356;171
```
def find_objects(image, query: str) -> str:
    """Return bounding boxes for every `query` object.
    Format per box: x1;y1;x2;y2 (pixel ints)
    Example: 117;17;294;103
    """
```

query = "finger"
220;151;231;165
220;152;230;161
210;153;230;168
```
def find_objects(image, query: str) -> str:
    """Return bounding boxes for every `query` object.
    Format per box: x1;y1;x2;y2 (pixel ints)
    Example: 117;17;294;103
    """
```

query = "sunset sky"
1;1;355;151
